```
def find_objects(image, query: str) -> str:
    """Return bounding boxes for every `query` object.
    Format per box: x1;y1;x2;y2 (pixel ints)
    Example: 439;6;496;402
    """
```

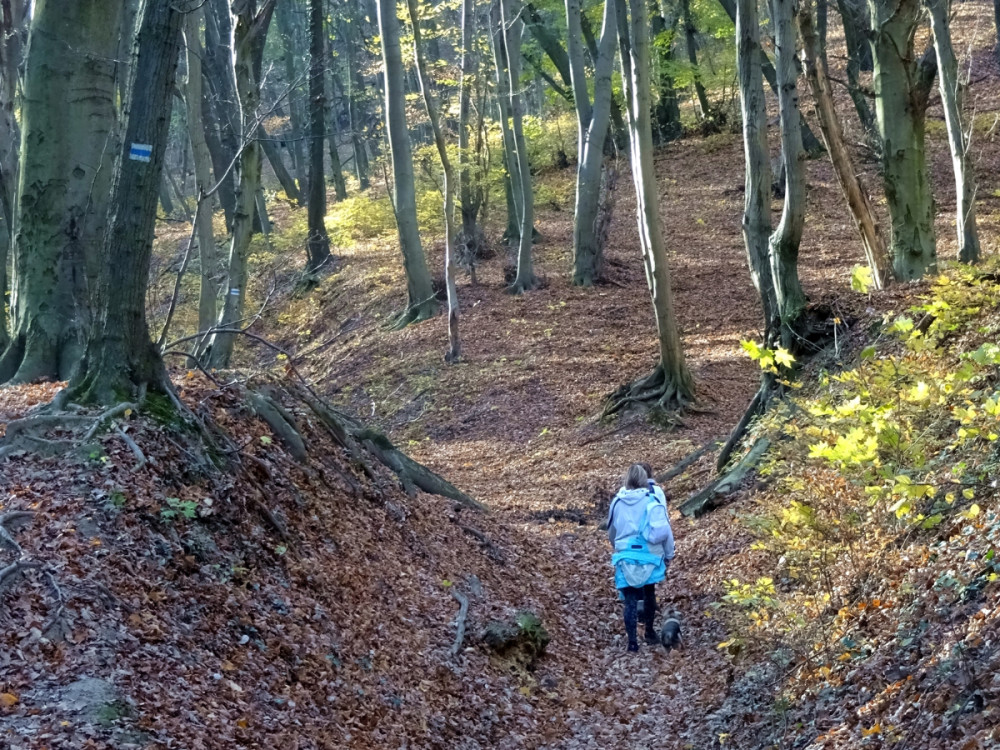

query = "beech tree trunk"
306;0;331;272
570;0;617;286
837;0;879;153
259;125;301;203
736;0;779;343
681;0;711;119
275;0;307;190
70;0;182;405
0;0;26;353
377;0;438;327
927;0;980;264
206;0;276;368
203;0;240;230
799;0;891;289
612;0;694;408
650;5;682;143
491;7;523;244
500;0;538;294
0;0;123;384
407;0;460;362
458;0;484;257
183;7;220;340
869;0;937;280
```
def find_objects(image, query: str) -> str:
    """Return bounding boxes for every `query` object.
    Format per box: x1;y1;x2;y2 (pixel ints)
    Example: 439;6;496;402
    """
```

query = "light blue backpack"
611;494;667;591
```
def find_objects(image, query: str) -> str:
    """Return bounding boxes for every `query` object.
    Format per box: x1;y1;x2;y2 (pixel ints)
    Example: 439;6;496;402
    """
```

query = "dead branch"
450;587;470;656
657;437;722;483
679;438;770;518
456;522;506;563
82;402;137;441
0;511;33;553
116;427;147;470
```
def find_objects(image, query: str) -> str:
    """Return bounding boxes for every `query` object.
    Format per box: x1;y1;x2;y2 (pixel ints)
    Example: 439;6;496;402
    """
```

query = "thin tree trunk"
869;0;937;280
407;0;460;362
206;0;277;368
325;34;348;203
306;0;331;272
203;0;241;230
275;0;307;191
70;0;183;405
377;0;438;327
570;0;617;286
613;0;694;408
680;0;711;118
491;9;522;244
799;0;890;289
837;0;879;151
768;0;807;339
927;0;980;263
500;0;538;294
736;0;779;343
259;125;300;203
0;0;122;384
458;0;484;257
183;7;219;342
649;5;682;143
342;14;371;190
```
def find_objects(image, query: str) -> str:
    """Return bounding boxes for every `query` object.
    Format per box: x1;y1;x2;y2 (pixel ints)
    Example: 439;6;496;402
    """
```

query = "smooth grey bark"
799;0;891;289
500;0;538;294
203;0;240;230
458;0;485;257
768;0;806;337
342;14;371;190
717;0;825;156
649;4;682;143
323;29;348;203
70;0;182;405
306;0;331;272
570;0;617;286
736;0;778;343
407;0;460;362
566;0;593;135
609;0;694;410
183;7;219;341
206;0;276;369
377;0;438;326
869;0;937;280
926;0;980;264
490;7;522;244
0;0;123;384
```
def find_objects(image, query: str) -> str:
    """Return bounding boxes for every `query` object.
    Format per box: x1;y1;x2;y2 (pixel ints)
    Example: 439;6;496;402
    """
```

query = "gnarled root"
602;364;694;419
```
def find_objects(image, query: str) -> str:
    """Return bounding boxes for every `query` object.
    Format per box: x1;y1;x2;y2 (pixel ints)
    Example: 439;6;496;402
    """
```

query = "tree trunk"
69;0;183;405
306;0;331;272
680;0;711;119
799;0;890;289
259;125;301;203
995;0;1000;68
570;0;617;286
377;0;438;327
837;0;879;151
407;0;460;362
491;9;523;244
613;0;694;409
500;0;538;294
0;0;123;384
202;0;240;231
927;0;980;264
206;0;276;368
768;0;806;339
183;8;219;341
736;0;779;343
324;29;348;203
458;0;484;257
0;1;26;353
869;0;937;280
342;14;371;190
275;0;307;191
649;5;682;143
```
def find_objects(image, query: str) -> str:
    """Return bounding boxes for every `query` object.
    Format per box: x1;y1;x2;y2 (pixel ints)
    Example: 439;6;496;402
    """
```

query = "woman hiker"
607;464;675;651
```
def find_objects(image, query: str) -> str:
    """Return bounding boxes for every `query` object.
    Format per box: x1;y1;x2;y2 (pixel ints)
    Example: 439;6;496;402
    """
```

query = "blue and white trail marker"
129;143;153;163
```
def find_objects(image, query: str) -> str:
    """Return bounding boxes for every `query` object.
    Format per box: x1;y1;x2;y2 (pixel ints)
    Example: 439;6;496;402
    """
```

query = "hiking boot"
627;641;639;653
644;630;660;646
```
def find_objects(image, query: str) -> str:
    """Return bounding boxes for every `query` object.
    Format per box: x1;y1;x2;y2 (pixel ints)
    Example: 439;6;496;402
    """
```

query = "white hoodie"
607;487;675;561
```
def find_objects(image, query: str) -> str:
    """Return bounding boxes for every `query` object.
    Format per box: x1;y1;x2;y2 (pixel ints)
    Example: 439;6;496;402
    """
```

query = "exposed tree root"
505;274;540;295
454;521;507;564
390;299;439;331
0;511;66;637
247;389;308;463
602;364;694;419
678;437;771;518
716;377;774;472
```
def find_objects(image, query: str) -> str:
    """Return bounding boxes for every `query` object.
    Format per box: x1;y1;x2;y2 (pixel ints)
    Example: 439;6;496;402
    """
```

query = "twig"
0;511;34;553
450;588;470;656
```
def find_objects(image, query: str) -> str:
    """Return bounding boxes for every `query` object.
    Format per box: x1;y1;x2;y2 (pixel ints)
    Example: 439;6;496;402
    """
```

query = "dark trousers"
622;584;657;645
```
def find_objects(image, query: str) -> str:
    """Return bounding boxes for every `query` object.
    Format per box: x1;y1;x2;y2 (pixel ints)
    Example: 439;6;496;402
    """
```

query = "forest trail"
290;121;981;746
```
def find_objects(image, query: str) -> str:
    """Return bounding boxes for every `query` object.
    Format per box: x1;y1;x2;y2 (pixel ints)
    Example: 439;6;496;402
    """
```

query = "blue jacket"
607;488;670;589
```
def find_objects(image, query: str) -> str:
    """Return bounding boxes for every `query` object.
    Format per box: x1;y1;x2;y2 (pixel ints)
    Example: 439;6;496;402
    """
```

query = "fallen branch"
116;427;147;470
679;438;771;518
657;437;722;483
450;588;470;656
456;522;506;563
0;511;34;553
717;382;769;472
82;402;137;442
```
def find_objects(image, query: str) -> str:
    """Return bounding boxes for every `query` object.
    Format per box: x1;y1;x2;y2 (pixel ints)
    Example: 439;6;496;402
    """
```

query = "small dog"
660;610;682;650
